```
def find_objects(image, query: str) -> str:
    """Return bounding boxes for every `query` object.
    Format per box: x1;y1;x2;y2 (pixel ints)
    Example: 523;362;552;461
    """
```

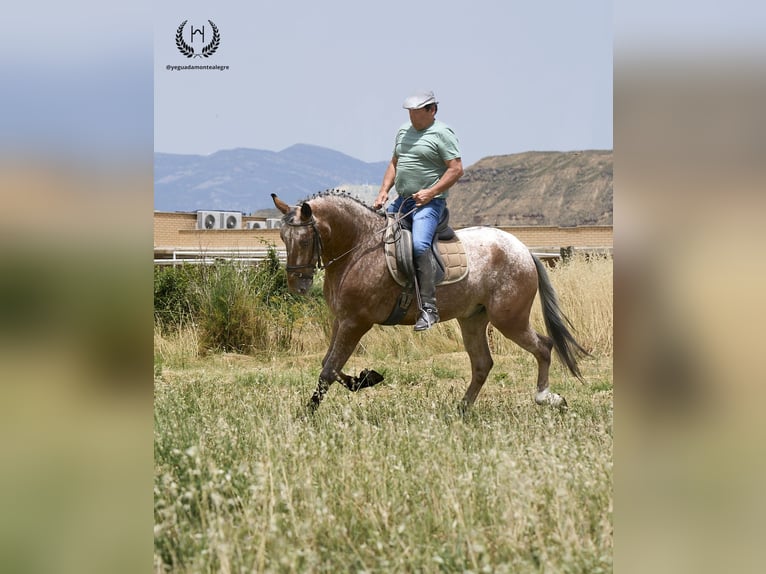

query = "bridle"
283;215;324;280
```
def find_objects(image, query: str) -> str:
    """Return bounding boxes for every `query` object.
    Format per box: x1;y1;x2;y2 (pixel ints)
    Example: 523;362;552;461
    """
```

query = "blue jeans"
387;196;446;257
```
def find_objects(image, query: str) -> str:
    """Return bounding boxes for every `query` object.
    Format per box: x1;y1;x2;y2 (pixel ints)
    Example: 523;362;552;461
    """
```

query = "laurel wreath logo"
175;20;221;58
201;21;220;58
175;20;194;57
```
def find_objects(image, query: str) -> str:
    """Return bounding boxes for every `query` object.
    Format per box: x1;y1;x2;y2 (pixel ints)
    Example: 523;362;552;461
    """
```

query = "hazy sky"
4;1;765;167
155;1;613;166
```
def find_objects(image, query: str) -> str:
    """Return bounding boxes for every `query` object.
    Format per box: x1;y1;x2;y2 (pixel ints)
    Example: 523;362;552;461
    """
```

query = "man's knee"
412;241;432;258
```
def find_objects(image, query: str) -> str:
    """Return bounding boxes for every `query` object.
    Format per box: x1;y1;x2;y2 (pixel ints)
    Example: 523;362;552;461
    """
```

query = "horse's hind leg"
457;311;494;410
493;318;567;409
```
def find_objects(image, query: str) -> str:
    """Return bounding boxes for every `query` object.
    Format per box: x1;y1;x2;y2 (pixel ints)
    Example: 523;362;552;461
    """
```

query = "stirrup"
414;305;439;331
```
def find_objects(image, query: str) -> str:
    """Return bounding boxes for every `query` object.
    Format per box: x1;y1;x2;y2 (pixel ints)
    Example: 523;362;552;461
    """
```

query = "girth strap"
381;289;415;325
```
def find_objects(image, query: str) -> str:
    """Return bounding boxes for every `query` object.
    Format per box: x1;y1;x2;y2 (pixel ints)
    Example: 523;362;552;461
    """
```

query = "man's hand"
412;158;463;207
412;188;437;207
372;191;389;210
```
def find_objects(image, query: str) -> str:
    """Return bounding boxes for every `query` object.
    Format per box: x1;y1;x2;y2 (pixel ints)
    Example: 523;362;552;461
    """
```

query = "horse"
271;190;589;411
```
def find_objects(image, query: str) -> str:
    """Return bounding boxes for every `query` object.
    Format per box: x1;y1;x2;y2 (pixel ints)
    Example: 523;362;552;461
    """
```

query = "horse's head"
272;193;322;295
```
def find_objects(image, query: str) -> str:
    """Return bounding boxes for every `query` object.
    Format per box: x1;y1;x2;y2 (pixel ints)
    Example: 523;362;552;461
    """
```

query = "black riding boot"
414;251;442;331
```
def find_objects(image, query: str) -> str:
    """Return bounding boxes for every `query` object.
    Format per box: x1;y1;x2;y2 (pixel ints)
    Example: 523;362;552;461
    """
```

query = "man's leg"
386;195;405;217
412;199;445;331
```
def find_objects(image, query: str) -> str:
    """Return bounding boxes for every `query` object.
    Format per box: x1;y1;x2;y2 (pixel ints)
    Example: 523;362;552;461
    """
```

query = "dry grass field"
154;255;613;572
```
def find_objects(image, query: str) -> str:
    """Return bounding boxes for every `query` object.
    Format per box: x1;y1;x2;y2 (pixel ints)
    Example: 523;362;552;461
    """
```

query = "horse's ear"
271;193;291;215
300;202;312;221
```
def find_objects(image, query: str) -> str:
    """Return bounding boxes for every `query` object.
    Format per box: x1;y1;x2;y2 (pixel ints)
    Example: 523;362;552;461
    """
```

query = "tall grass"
154;256;613;572
154;363;612;572
155;253;612;365
154;249;330;358
539;254;613;357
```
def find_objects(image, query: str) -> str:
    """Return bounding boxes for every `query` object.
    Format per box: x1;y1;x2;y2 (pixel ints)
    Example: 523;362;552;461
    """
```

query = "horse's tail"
532;254;590;382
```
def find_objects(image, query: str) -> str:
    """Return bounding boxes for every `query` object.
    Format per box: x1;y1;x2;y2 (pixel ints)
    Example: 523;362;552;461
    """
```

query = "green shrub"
194;261;260;354
153;264;201;329
154;247;329;355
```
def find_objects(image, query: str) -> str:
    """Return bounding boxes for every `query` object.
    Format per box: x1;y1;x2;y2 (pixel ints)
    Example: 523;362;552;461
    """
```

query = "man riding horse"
373;90;464;331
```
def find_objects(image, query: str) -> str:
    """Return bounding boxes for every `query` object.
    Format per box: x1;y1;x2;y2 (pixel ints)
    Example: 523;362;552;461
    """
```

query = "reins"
321;205;417;268
284;204;417;276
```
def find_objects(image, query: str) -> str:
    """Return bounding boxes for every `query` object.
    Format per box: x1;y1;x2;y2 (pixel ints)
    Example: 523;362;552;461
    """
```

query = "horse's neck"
316;202;379;261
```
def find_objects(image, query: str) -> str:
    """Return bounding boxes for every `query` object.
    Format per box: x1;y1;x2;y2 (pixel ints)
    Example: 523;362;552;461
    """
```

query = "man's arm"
412;157;464;207
373;156;397;210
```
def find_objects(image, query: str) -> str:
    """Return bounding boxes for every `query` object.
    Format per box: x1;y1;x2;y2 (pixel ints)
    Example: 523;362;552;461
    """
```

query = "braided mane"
302;188;378;213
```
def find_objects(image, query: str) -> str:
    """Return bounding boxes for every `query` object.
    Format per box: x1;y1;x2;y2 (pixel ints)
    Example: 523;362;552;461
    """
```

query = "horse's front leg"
321;318;340;368
309;319;373;410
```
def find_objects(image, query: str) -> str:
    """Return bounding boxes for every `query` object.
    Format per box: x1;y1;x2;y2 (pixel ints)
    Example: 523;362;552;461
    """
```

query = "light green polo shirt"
393;120;461;198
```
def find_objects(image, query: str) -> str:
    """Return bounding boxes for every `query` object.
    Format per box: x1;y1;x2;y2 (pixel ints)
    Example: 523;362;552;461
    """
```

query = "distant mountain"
155;145;613;228
154;144;389;213
448;150;612;227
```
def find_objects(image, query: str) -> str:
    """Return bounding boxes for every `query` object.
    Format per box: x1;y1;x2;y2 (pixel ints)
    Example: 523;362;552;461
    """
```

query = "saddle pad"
384;223;469;288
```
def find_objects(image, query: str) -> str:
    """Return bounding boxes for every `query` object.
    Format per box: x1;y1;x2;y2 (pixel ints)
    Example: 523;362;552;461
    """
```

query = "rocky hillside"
447;150;612;227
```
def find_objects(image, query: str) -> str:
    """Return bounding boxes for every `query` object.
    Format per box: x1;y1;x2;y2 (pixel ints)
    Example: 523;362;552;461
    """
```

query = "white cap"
402;90;437;109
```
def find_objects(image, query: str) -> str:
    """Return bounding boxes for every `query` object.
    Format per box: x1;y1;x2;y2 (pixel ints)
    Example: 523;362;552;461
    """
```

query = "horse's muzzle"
288;274;313;296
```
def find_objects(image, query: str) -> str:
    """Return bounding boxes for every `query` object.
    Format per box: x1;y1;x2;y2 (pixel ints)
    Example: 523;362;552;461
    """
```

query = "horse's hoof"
535;389;567;410
350;369;384;391
338;369;384;392
306;396;321;413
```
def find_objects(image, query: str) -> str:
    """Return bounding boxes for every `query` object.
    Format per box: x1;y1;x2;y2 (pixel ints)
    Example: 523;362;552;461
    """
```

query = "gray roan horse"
272;190;589;411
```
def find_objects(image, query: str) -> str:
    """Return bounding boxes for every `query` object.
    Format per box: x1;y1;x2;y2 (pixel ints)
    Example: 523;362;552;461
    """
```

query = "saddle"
382;208;468;325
